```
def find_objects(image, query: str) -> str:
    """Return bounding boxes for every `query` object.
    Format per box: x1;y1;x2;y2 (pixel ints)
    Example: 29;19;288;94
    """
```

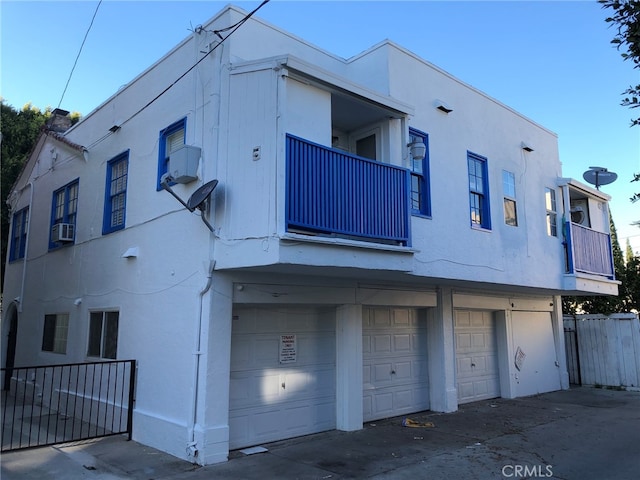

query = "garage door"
455;310;500;404
363;307;429;421
229;307;336;449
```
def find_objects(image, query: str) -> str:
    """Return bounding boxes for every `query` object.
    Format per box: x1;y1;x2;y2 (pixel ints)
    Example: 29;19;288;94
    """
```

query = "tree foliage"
600;0;640;215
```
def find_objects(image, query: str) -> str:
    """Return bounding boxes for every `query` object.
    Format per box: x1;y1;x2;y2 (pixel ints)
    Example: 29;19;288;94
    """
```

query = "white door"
363;307;429;421
229;307;336;449
455;310;500;404
511;311;561;396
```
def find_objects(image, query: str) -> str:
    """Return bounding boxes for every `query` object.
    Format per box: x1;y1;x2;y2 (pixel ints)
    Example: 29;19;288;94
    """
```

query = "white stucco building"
2;5;618;465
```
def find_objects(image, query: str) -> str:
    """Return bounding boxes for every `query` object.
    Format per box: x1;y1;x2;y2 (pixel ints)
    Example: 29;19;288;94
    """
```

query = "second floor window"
502;170;518;226
103;151;129;234
468;152;491;230
545;187;558;237
10;207;29;261
50;179;79;248
157;118;186;190
409;128;431;217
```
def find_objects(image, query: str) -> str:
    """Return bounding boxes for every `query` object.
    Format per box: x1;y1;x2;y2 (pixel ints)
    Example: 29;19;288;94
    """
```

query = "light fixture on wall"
408;140;427;160
434;99;453;114
521;142;534;152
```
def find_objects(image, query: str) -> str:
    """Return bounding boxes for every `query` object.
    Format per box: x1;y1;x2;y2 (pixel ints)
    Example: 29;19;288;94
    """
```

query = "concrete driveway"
2;387;639;479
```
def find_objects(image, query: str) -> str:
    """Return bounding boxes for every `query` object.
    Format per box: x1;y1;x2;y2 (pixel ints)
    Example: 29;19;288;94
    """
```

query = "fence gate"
563;321;581;385
1;360;136;452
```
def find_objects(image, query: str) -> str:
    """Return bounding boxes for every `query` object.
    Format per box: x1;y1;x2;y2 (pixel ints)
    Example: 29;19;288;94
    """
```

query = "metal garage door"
455;310;500;404
363;307;429;421
229;307;336;449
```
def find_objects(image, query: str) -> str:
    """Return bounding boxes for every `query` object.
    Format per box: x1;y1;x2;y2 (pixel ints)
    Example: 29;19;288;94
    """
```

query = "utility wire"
57;0;103;109
119;0;270;130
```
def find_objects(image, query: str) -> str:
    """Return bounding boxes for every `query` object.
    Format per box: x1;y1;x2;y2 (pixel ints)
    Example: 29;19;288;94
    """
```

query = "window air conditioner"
52;223;75;242
569;200;590;227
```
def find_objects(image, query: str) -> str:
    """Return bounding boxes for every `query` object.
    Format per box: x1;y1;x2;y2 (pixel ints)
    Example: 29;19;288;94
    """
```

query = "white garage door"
363;307;429;421
229;307;336;449
455;310;500;404
511;311;561;397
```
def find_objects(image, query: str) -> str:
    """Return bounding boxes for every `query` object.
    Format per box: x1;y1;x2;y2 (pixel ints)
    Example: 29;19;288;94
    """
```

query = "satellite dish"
187;179;218;211
582;167;617;190
160;174;218;232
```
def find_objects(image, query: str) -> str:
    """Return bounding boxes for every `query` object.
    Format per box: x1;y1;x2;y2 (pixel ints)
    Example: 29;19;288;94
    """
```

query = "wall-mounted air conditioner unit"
169;145;200;184
570;200;590;227
51;223;75;242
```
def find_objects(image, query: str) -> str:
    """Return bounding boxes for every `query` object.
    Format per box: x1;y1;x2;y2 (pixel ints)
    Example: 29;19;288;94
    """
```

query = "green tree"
600;0;640;216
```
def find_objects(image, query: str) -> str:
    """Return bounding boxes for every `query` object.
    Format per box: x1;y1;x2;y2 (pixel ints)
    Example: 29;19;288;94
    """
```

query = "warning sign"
280;334;297;364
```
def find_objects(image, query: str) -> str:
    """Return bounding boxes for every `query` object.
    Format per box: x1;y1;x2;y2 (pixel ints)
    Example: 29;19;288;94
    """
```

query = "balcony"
286;134;411;246
565;221;614;279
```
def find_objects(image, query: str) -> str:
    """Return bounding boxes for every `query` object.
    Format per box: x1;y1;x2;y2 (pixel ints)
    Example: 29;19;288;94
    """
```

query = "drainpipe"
17;182;34;313
187;260;215;458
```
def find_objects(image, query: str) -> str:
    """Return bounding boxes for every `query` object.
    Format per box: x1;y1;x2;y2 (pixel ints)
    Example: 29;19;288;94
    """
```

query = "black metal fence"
1;360;135;452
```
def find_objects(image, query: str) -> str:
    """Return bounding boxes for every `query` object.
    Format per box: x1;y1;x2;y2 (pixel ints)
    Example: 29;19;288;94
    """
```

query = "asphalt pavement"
2;386;639;479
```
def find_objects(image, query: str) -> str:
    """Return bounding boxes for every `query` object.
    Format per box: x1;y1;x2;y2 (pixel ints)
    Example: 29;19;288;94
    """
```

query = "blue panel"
286;135;410;246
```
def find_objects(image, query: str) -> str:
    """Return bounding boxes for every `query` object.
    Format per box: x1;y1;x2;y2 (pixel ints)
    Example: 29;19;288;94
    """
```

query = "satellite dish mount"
161;174;218;232
582;166;617;190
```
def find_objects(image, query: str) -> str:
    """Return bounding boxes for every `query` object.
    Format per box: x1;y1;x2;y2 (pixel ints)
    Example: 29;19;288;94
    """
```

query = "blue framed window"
50;179;79;248
103;151;129;234
157;118;186;190
409;128;431;217
9;207;29;261
467;152;491;229
502;170;518;226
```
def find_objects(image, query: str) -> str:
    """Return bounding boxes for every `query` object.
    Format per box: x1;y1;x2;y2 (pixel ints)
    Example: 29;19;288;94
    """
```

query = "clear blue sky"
1;0;639;254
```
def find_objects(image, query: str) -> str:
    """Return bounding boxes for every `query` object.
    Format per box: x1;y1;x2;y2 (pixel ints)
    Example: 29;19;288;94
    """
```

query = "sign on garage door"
229;307;336;449
363;307;429;421
455;310;500;404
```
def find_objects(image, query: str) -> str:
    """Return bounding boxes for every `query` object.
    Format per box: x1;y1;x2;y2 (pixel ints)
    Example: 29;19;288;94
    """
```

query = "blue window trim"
156;118;186;191
409;127;431;217
49;179;80;250
9;207;29;262
103;150;129;235
467;151;491;230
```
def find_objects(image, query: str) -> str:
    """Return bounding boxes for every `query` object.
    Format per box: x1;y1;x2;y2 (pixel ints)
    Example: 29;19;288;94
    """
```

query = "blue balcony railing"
565;221;615;279
286;134;411;246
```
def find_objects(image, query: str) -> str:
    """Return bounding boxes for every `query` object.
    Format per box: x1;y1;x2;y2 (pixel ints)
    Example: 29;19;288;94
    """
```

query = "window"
50;179;79;248
42;314;69;354
88;311;119;359
409;128;431;217
157;118;186;190
545;187;558;237
467;152;491;229
9;207;29;261
103;151;129;234
502;170;518;226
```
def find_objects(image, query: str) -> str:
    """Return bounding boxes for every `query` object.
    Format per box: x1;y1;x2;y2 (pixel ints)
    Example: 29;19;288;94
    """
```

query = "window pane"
53;314;69;354
470;193;482;225
547;213;557;237
504;198;517;226
503;171;516;198
88;313;103;356
103;312;119;359
42;314;57;351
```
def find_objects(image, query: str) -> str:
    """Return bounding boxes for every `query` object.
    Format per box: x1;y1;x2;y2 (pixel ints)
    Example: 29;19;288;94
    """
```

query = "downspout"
18;182;34;313
187;259;215;458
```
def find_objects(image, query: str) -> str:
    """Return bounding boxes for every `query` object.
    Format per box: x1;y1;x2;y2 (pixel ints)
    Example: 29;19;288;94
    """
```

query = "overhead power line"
57;0;103;109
